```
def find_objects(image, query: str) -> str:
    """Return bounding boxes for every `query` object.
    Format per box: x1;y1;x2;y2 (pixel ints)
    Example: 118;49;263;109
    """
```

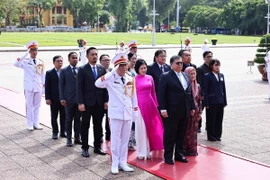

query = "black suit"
158;70;195;161
147;62;171;93
45;68;66;135
203;72;227;141
77;63;108;150
196;63;211;129
182;63;197;72
59;66;81;141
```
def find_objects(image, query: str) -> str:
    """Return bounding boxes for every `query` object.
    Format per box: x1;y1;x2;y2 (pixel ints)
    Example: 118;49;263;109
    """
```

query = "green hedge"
254;34;270;64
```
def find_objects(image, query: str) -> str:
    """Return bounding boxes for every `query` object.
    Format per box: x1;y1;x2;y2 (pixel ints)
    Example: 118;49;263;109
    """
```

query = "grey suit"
59;65;81;141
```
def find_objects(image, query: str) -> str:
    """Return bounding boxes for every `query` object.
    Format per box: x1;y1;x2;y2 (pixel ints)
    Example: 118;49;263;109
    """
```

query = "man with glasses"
147;49;171;93
158;55;195;165
45;55;66;139
196;51;213;133
99;54;112;141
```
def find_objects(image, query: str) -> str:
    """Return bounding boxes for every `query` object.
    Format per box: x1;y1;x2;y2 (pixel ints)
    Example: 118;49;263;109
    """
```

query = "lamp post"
266;0;270;34
152;0;156;46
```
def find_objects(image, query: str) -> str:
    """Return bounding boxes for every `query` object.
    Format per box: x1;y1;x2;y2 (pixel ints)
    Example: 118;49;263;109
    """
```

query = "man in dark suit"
147;49;171;93
59;52;81;147
179;50;197;71
99;54;112;141
45;55;66;139
158;55;195;165
77;47;108;157
196;51;213;132
203;59;227;141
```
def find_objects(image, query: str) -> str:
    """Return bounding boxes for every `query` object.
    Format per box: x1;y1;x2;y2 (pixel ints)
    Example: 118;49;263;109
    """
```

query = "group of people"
14;39;227;174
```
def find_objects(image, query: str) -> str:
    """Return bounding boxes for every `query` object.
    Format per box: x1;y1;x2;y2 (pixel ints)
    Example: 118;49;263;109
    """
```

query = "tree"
28;0;56;27
147;0;176;29
108;0;131;32
63;0;105;28
183;5;222;31
0;0;22;26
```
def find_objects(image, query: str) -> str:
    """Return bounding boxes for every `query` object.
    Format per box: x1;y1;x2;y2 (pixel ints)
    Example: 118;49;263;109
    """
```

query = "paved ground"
0;46;270;179
0;107;161;180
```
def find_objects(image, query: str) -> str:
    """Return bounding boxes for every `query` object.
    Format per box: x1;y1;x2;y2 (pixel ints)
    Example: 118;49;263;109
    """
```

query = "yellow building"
42;4;73;27
22;1;73;27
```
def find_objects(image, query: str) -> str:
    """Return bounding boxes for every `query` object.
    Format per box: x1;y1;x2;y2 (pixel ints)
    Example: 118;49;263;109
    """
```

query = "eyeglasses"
184;54;191;57
55;60;63;62
206;56;212;58
158;55;167;58
101;59;110;62
175;62;183;65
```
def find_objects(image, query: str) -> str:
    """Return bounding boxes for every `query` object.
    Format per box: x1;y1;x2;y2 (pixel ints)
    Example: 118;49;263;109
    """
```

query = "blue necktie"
92;67;97;79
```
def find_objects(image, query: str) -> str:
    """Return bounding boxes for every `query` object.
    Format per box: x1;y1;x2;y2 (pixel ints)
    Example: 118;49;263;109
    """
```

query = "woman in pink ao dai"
134;59;164;159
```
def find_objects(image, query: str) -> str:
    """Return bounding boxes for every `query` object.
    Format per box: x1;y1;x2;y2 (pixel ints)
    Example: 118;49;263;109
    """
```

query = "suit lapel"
86;63;95;81
67;66;76;80
170;70;184;90
52;68;59;82
154;63;162;76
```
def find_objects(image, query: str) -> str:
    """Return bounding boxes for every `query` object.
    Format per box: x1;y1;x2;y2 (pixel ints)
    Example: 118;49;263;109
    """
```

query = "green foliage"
183;6;222;29
147;0;176;23
254;34;270;64
28;0;56;27
108;0;131;32
63;0;105;27
0;0;22;26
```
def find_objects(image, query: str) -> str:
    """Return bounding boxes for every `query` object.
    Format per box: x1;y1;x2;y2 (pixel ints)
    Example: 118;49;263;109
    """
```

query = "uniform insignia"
17;57;20;61
114;81;120;84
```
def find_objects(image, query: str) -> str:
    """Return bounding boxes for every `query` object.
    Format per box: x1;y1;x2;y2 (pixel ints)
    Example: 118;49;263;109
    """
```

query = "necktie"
33;59;36;65
160;66;164;73
92;67;98;79
121;77;125;84
72;67;77;77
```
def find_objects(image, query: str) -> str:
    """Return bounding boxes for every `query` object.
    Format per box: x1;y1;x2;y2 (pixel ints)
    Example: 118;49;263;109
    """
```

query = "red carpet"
1;87;270;180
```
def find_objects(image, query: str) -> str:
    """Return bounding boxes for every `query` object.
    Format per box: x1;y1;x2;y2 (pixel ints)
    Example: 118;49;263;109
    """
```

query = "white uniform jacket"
265;51;270;73
14;57;45;92
95;71;138;121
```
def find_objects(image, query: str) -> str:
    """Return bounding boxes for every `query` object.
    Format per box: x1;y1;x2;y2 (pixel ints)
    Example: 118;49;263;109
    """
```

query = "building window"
64;8;67;14
52;17;55;24
52;7;55;14
57;7;62;14
64;17;67;25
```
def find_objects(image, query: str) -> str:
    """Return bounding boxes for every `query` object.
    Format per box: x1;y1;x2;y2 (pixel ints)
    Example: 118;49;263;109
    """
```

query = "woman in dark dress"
184;67;202;156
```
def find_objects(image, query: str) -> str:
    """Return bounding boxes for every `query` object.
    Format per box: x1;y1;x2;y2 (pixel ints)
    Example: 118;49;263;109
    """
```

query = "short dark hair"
53;55;62;63
203;51;213;58
153;49;166;62
170;55;181;65
68;52;77;59
178;49;188;57
99;54;110;61
134;59;147;74
209;59;221;71
86;47;97;55
128;52;136;61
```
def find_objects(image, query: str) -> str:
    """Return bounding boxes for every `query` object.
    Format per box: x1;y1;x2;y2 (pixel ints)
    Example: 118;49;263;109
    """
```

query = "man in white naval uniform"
265;49;270;99
14;41;45;131
95;53;138;174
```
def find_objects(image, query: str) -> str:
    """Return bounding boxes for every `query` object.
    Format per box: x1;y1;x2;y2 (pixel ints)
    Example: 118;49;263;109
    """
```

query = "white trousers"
110;119;132;167
268;72;270;98
25;90;42;128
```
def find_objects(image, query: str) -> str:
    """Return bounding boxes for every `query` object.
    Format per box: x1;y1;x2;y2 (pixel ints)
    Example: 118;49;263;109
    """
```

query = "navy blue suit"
77;63;108;150
45;68;66;135
203;72;227;141
59;65;81;141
